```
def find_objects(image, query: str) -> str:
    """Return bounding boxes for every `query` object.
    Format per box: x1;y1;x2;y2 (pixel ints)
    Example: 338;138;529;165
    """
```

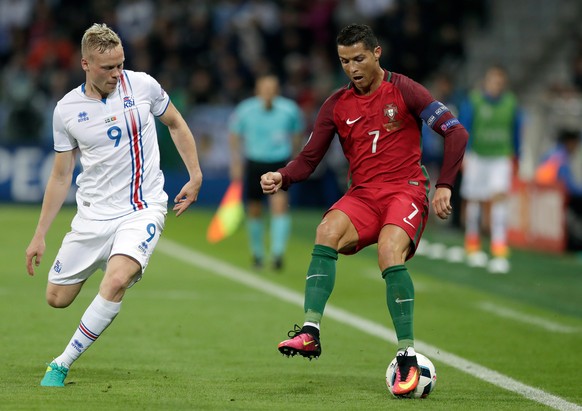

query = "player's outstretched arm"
159;102;203;216
26;150;76;276
261;172;283;195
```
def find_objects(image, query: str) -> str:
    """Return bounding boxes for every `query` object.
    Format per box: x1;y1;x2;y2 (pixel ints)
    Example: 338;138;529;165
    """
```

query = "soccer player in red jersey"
260;24;468;397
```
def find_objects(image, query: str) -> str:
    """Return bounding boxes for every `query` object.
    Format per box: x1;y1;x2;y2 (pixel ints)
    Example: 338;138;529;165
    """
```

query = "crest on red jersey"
383;103;401;131
384;103;398;120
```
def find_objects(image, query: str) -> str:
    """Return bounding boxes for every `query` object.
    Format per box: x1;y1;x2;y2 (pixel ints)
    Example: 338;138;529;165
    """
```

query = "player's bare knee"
102;276;129;293
379;255;402;270
378;244;409;269
315;221;343;246
101;274;132;295
46;293;73;308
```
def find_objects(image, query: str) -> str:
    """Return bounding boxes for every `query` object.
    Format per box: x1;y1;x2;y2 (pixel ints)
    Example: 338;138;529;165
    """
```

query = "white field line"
157;238;582;411
478;302;580;334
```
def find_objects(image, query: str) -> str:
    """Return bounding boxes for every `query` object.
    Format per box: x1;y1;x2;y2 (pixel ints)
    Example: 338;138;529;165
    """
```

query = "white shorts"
48;206;167;286
460;153;512;201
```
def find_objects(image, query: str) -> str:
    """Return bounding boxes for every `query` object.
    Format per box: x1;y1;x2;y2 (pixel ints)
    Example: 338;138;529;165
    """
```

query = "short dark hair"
336;24;378;51
557;129;580;144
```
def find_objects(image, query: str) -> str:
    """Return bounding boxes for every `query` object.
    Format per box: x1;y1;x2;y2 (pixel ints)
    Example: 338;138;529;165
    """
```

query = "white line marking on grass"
157;238;582;411
478;302;580;334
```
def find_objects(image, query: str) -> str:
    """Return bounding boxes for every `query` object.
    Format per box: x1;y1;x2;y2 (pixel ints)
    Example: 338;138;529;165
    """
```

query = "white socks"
465;201;481;238
53;294;121;369
303;321;320;330
491;200;509;246
397;346;416;357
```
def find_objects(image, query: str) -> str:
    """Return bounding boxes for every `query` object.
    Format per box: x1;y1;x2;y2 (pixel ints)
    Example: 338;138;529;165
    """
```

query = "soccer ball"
385;352;437;398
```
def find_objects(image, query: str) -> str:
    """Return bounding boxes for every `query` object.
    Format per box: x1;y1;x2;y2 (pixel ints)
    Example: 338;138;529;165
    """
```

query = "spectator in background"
0;0;35;65
40;69;70;145
0;0;477;180
459;64;523;274
535;129;580;187
229;74;304;270
535;129;582;251
571;38;582;93
2;50;44;144
565;145;582;251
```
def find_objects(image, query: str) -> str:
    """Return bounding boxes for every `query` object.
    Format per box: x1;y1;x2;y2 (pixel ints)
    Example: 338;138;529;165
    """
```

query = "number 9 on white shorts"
48;207;167;286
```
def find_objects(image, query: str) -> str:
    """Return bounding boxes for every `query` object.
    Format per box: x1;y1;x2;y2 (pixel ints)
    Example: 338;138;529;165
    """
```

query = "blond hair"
81;23;122;58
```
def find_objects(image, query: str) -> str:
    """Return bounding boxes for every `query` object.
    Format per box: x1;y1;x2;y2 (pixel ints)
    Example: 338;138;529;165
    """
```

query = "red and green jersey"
278;70;467;191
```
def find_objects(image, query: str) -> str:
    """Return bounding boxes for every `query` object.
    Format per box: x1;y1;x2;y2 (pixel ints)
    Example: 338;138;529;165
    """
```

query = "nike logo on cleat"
303;340;315;347
396;368;419;391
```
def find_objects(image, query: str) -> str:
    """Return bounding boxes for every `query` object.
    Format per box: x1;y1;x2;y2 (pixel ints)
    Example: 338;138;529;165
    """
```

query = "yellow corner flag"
207;181;244;243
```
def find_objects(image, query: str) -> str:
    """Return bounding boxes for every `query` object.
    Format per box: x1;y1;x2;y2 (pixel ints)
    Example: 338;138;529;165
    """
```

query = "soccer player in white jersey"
25;23;203;387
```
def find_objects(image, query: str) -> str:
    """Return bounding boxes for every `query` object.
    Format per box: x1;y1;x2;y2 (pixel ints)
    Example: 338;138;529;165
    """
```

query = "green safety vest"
469;90;517;157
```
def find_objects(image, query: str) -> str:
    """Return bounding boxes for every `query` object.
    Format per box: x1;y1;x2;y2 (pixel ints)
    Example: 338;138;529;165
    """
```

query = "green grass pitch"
1;204;581;410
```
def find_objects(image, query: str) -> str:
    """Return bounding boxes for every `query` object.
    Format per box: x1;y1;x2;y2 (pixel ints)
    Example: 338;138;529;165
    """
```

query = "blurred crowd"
2;0;581;250
0;0;488;149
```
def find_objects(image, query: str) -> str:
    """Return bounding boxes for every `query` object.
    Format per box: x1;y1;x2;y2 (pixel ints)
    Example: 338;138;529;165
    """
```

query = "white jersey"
53;70;170;220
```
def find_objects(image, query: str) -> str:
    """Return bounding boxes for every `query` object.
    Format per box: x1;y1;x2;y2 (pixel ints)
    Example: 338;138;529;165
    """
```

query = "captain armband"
439;118;460;131
420;101;450;127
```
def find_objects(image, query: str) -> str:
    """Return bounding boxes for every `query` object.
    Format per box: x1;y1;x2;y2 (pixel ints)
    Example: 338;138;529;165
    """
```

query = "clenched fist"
260;172;283;195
